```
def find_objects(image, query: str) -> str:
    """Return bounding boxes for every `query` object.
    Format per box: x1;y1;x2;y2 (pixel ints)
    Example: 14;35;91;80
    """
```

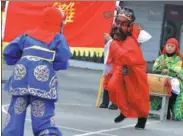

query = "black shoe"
135;118;147;129
114;113;126;123
99;103;108;108
108;104;118;110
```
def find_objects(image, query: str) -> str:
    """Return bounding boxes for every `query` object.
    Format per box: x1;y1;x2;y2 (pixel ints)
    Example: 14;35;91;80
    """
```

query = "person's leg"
169;92;178;120
114;113;126;123
100;89;109;108
30;96;62;136
2;95;28;136
108;103;118;110
170;78;181;120
135;117;147;129
167;92;177;119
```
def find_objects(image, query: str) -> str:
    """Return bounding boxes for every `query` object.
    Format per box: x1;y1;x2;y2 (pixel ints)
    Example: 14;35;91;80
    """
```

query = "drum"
147;74;171;95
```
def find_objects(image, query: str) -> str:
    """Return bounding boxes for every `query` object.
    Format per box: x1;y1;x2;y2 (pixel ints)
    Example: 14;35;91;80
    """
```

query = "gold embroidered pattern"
14;64;26;80
9;76;58;100
14;97;27;114
34;65;50;82
32;100;45;117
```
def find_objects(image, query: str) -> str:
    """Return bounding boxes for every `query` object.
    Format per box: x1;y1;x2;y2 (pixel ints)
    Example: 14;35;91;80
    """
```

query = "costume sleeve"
3;34;26;65
169;56;182;72
116;38;145;66
131;23;140;40
168;56;183;80
152;55;165;74
104;39;113;75
106;38;145;67
53;34;72;71
137;30;152;43
104;39;112;64
105;40;115;65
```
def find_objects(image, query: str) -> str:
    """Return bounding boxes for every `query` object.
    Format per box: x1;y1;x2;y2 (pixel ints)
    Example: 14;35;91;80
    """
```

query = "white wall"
124;1;183;61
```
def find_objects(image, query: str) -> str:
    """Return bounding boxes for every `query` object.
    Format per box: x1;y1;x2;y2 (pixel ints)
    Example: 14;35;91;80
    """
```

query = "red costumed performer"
104;7;149;129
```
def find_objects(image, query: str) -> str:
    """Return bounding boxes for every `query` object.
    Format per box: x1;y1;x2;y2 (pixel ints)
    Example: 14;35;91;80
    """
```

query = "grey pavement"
1;64;183;136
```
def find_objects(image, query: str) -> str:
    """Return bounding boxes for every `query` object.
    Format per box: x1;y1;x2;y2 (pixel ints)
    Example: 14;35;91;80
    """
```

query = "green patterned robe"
151;54;183;120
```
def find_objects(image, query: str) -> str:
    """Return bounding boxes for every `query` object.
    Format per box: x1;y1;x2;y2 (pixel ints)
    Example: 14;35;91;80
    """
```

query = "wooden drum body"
147;74;171;95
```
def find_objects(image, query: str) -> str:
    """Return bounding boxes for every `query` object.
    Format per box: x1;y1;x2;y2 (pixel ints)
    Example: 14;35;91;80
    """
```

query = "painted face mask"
110;7;136;41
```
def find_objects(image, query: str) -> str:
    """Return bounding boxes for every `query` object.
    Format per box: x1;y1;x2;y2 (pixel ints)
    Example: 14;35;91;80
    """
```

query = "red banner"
3;1;115;48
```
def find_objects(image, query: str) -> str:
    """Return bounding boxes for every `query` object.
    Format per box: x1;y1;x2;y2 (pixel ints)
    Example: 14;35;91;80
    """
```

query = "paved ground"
1;64;183;136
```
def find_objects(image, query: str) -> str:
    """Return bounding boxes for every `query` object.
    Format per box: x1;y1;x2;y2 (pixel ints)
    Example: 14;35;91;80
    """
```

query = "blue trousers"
2;95;62;136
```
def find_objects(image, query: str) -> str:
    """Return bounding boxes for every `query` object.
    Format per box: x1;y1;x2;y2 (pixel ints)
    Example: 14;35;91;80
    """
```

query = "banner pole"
96;74;104;107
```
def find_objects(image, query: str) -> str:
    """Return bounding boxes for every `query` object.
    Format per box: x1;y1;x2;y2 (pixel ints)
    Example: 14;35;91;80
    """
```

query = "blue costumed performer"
2;7;71;136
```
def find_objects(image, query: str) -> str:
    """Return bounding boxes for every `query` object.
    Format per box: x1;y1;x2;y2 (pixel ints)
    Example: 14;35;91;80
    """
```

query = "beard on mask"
110;26;128;41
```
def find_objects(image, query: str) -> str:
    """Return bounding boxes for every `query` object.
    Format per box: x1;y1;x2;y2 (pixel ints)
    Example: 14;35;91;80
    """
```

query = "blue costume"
2;7;71;136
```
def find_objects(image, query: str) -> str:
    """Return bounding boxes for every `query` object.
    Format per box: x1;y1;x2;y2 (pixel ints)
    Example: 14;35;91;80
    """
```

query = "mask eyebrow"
115;18;129;24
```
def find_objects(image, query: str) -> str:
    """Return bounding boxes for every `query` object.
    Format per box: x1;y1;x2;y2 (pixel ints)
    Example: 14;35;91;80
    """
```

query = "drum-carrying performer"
104;7;150;129
151;38;183;120
100;6;151;110
2;7;71;136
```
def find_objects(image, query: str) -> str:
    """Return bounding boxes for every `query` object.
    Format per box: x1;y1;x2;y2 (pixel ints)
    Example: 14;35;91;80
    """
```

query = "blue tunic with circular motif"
4;33;71;101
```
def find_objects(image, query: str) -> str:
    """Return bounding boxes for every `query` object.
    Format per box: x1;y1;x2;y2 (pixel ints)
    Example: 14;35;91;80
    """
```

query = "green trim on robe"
151;54;183;120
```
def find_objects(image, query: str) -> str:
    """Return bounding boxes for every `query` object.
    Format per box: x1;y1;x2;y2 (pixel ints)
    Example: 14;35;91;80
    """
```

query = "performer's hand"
104;33;112;43
161;69;168;75
160;61;166;67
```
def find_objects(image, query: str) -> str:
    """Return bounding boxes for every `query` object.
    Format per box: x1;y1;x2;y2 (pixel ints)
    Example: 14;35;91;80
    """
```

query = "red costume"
131;23;141;39
103;23;141;90
105;36;149;118
103;7;150;123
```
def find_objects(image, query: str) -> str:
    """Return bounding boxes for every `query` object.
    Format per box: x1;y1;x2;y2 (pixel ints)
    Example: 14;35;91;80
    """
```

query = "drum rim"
147;73;170;78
